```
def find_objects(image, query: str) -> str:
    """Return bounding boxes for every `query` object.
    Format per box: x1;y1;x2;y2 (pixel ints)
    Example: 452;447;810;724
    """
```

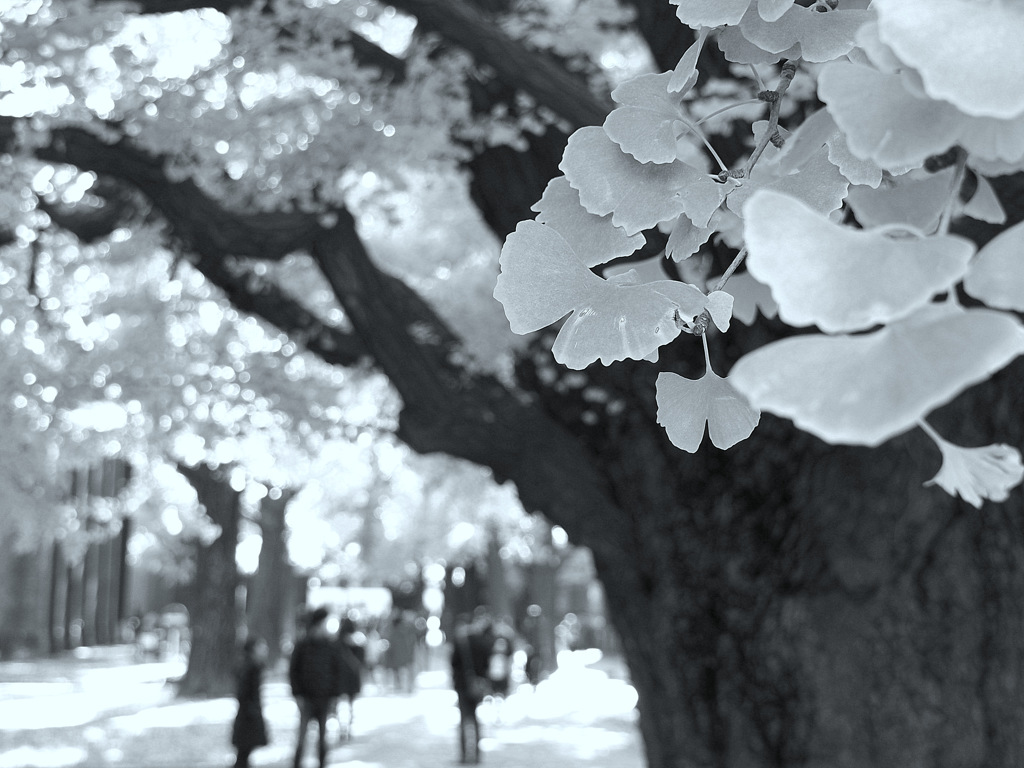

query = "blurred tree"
2;2;1024;767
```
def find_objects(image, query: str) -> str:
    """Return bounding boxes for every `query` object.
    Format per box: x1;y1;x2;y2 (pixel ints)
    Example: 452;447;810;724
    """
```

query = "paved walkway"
0;647;644;768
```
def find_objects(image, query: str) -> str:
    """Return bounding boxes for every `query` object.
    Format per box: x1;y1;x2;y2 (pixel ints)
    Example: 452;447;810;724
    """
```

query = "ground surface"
0;646;644;768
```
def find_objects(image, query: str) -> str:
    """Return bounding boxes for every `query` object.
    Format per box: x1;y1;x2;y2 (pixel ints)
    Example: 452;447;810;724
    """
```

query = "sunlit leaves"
494;221;707;369
670;0;751;29
656;371;759;452
922;428;1024;509
963;220;1024;312
560;126;725;235
605;73;688;164
669;27;708;93
875;0;1024;120
730;306;1024;446
845;168;954;232
819;62;1024;168
743;190;974;333
532;176;645;267
718;4;871;64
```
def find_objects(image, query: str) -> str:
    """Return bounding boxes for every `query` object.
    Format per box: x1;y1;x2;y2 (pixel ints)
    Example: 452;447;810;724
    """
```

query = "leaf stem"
743;59;800;178
702;332;714;375
681;118;729;173
936;148;968;235
917;418;947;448
748;65;766;92
712;247;748;293
694;98;763;128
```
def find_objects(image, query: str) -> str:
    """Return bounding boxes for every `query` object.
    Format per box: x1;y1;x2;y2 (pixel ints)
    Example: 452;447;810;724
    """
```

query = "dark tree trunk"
176;462;242;698
247;488;295;663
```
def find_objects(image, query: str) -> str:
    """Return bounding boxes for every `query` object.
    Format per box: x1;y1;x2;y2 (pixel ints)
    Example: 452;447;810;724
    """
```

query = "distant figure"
333;617;366;741
231;637;269;768
451;615;495;764
382;610;418;693
289;607;344;768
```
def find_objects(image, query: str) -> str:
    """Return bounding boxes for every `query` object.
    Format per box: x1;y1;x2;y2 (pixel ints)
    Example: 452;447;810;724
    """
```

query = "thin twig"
743;59;800;178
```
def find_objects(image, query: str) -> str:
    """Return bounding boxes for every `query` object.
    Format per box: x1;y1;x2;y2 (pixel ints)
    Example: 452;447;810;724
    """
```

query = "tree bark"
176;462;242;698
247;488;295;663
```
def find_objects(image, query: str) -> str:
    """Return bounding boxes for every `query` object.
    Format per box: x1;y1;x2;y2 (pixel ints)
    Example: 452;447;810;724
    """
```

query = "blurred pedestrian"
289;607;344;768
450;614;494;764
333;617;366;741
231;637;269;768
382;609;418;693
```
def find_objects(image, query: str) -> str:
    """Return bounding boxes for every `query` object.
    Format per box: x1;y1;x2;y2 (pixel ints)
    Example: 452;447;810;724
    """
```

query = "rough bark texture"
176;463;242;698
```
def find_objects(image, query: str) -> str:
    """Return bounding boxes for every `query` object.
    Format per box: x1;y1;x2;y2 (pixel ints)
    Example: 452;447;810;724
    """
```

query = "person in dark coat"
450;615;495;764
333;617;365;741
231;637;269;768
289;607;344;768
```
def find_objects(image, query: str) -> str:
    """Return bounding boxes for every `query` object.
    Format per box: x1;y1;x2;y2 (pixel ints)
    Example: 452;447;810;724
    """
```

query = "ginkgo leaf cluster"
494;0;1024;506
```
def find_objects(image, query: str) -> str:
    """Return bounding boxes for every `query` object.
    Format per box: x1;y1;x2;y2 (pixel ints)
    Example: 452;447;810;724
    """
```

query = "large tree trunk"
522;327;1024;768
176;462;242;698
247;488;295;664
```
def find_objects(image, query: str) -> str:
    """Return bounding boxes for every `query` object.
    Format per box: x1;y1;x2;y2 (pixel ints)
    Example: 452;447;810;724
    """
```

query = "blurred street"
0;647;643;768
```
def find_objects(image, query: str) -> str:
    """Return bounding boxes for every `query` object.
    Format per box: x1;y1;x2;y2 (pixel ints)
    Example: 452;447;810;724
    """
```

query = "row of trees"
3;1;1024;767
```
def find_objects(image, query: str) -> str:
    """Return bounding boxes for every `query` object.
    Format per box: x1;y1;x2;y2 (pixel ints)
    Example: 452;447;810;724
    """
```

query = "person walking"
231;637;269;768
333;617;365;741
289;607;344;768
450;614;495;764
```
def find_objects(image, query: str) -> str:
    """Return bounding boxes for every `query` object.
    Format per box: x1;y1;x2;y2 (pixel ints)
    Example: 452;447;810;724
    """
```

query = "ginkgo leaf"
875;0;1024;120
923;433;1024;509
666;213;714;262
819;62;1024;168
845;168;955;232
728;144;848;217
670;0;750;28
758;0;794;22
494;221;707;369
819;62;963;169
602;255;669;284
743;190;975;333
717;272;778;325
706;291;734;333
560;126;724;235
775;108;884;188
960;174;1006;225
656;371;760;452
963;220;1024;312
669;27;708;93
552;275;707;369
717;23;798;65
738;4;872;63
605;73;687;164
532;176;645;267
729;305;1024;447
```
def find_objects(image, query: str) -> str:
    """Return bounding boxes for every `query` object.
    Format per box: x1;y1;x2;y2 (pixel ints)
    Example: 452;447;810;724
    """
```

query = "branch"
15;120;630;557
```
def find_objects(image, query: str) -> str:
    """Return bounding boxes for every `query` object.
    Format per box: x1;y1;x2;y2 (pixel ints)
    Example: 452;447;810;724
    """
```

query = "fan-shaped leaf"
961;174;1006;225
845;168;955;232
718;272;778;325
739;4;872;63
729;306;1024;446
669;27;708;93
605;73;687;164
963;220;1024;312
532;176;645;267
758;0;795;22
656;371;760;452
875;0;1024;120
924;437;1024;509
560;127;724;235
743;190;974;333
494;221;708;369
666;213;714;262
670;0;751;28
820;62;1024;168
706;291;734;333
728;144;848;217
